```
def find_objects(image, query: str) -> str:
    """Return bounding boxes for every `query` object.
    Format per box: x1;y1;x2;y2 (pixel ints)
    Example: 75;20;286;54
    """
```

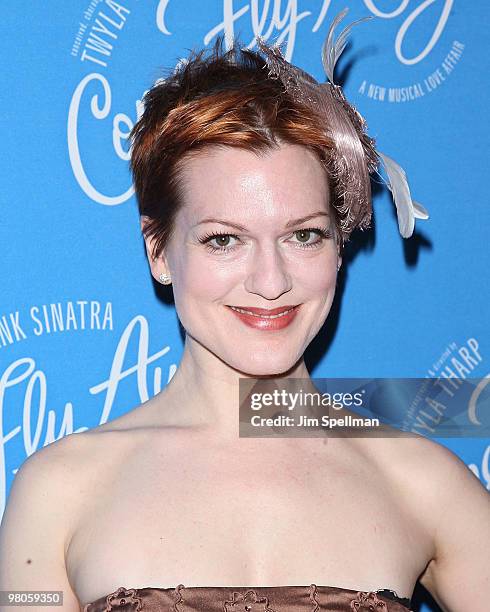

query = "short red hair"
130;38;340;260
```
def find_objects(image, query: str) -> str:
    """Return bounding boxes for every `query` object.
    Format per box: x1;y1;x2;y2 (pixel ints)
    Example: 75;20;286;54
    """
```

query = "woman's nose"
243;243;293;300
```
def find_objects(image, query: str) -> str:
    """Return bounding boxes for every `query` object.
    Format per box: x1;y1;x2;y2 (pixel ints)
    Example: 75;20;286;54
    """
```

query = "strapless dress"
82;584;413;611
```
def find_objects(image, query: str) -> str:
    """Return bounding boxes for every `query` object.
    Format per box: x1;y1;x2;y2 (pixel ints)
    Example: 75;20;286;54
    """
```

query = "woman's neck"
153;334;313;441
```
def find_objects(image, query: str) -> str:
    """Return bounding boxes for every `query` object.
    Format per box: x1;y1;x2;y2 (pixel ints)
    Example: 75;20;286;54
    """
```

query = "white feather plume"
378;152;429;238
321;7;374;84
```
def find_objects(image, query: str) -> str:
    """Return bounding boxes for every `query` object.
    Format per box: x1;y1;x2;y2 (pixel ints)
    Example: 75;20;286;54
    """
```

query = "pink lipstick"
226;304;301;330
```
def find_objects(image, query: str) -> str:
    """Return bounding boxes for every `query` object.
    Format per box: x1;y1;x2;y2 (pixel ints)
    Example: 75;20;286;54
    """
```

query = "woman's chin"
226;353;301;378
189;333;304;377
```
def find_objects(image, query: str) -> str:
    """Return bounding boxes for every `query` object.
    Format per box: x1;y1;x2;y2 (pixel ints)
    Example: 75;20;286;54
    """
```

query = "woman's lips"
225;304;301;330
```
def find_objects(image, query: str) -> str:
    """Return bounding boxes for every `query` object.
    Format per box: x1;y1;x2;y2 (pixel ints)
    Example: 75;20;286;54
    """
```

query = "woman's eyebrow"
195;212;330;231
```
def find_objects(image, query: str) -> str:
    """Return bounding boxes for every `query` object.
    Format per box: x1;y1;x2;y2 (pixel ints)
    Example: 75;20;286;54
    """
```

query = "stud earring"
159;273;172;285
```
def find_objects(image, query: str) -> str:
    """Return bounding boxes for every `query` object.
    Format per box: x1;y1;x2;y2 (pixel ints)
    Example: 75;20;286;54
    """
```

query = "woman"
1;9;488;612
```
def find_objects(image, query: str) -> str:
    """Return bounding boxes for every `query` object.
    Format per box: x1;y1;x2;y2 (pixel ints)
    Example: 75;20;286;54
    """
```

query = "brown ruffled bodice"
83;583;412;611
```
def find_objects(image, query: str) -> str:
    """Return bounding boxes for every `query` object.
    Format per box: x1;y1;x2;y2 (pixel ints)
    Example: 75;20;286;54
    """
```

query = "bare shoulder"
357;430;475;485
362;432;486;523
0;432;93;608
19;428;93;472
2;430;102;543
0;422;145;610
363;433;490;610
404;435;490;611
11;426;120;490
377;432;487;508
5;431;92;514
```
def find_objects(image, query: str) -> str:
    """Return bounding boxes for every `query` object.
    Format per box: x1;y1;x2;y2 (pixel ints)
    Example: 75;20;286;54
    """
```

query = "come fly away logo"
67;0;463;207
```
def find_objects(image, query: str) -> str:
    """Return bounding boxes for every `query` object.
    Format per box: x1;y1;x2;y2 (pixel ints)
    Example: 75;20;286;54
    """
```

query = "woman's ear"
140;216;171;284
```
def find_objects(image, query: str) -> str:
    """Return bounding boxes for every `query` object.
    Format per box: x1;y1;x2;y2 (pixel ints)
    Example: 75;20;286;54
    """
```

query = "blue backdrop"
2;2;489;610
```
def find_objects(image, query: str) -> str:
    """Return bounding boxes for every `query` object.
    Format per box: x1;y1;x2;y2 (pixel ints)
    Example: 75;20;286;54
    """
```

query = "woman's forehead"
178;144;330;222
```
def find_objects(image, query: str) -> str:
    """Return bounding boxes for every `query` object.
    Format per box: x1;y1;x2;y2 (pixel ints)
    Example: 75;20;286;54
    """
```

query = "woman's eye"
199;232;240;252
291;227;332;248
212;235;234;247
294;229;316;244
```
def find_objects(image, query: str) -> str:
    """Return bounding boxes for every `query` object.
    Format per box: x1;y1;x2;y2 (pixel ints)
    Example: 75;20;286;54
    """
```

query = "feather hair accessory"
256;7;429;241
